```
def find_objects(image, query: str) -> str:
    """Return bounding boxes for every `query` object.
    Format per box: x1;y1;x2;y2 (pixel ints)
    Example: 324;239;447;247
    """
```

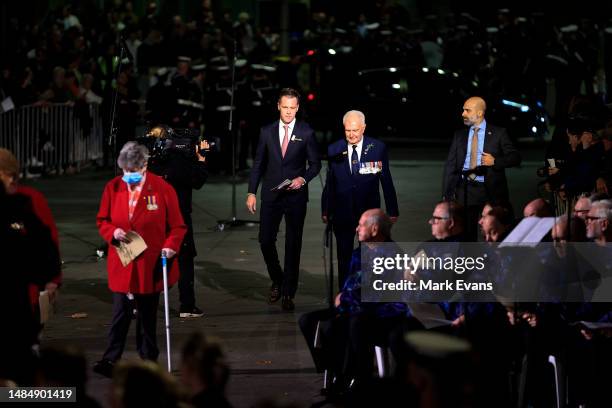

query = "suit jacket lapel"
483;127;494;154
345;140;357;176
284;121;299;159
361;136;372;164
457;130;469;170
130;175;151;225
271;120;283;160
118;181;130;225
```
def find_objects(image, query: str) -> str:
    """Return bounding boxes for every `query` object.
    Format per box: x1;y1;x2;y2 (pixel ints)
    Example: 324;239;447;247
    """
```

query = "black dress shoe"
93;359;114;378
268;284;281;304
281;296;295;311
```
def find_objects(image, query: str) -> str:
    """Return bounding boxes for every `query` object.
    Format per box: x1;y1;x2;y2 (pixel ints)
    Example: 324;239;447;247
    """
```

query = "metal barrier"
0;103;104;175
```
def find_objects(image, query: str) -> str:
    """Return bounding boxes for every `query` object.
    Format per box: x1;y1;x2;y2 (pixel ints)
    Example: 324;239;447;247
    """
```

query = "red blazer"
16;186;62;307
96;173;187;294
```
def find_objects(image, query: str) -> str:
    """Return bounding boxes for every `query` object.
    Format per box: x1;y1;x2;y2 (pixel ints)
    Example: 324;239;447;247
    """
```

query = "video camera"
137;125;203;160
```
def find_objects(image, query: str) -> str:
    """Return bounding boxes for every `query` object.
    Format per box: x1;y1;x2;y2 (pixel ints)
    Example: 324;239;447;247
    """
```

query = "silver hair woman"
117;142;149;171
94;140;187;377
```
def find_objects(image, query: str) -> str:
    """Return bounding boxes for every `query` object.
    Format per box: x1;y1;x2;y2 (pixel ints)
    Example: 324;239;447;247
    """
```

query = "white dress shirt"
278;119;296;148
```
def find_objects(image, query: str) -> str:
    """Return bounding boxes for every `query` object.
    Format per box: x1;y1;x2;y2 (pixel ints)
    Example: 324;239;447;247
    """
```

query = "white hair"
342;110;366;125
117;142;149;171
591;199;612;222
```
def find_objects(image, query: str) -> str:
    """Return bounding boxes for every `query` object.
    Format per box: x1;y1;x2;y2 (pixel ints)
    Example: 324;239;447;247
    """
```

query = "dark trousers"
299;309;342;373
103;292;161;362
177;221;197;309
334;223;357;289
344;313;406;382
299;309;407;382
259;198;307;297
457;180;487;241
178;250;196;309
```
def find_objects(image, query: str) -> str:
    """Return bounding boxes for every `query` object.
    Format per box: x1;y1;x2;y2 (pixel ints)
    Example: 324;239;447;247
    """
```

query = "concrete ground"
34;144;543;407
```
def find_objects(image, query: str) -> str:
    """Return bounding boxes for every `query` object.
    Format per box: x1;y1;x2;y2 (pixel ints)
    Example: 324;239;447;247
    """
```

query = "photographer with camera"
144;126;209;318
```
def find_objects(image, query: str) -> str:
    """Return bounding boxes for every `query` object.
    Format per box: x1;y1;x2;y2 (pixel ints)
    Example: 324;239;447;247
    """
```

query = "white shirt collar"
348;137;365;168
279;119;296;145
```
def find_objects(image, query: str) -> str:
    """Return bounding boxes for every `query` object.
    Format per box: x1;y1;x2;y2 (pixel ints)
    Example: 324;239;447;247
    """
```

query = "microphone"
327;150;348;162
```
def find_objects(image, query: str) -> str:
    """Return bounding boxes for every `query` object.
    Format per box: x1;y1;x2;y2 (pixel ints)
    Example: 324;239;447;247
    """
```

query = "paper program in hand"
271;179;292;192
115;231;148;266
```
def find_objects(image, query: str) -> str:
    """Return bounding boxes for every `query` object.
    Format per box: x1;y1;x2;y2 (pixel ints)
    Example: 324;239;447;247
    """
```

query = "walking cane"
161;250;172;372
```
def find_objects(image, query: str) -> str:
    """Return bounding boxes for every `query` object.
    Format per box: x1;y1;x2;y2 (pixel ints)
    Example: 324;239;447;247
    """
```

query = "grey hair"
342;110;366;125
591;199;612;222
117;142;149;171
364;209;392;240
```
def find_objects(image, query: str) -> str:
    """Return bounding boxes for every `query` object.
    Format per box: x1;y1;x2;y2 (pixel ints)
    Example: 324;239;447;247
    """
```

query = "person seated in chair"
299;209;412;393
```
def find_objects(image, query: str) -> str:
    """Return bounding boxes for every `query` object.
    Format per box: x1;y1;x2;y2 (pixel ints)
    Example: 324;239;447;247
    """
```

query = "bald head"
356;208;392;243
343;110;367;145
343;110;366;126
467;97;486;111
462;97;486;127
523;198;553;218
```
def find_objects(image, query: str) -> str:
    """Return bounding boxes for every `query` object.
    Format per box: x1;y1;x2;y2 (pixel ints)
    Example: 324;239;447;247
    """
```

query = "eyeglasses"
585;216;605;222
430;216;450;223
573;209;589;214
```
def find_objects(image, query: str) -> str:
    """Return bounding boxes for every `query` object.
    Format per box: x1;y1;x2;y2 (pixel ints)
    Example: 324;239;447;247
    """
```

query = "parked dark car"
304;65;549;143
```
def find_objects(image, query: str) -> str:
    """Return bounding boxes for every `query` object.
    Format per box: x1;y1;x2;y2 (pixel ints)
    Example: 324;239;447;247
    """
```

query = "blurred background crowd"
2;1;612;407
1;0;612;174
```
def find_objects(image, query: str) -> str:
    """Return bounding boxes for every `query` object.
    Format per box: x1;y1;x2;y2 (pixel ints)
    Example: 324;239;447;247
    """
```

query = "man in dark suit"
443;96;521;240
321;110;399;287
246;88;321;311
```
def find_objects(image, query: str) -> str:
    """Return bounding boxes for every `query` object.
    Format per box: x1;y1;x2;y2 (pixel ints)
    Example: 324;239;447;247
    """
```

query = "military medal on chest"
146;195;158;211
359;161;383;174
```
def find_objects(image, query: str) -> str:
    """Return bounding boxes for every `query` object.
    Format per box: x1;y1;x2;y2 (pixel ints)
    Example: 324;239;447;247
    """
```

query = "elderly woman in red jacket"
93;141;186;378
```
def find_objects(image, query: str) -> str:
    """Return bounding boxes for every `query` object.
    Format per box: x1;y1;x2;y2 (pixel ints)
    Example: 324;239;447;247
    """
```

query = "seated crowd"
298;196;612;407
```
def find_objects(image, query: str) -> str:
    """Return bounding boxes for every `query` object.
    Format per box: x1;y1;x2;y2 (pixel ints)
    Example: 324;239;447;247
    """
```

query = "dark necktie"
351;145;359;177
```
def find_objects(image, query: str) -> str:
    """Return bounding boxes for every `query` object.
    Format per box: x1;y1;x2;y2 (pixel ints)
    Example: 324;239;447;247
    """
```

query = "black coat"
443;124;521;204
0;190;60;382
321;136;399;226
248;120;321;203
148;150;207;255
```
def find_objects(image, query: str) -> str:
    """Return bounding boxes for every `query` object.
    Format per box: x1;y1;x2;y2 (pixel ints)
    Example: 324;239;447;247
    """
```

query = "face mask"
122;171;143;185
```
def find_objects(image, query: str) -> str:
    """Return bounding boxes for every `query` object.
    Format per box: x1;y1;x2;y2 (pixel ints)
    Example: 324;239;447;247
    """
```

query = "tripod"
321;150;349;307
322;160;338;309
107;36;132;175
96;36;131;258
216;37;259;231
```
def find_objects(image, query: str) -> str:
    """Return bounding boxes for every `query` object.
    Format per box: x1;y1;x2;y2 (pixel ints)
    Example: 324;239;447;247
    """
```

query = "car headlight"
502;99;530;112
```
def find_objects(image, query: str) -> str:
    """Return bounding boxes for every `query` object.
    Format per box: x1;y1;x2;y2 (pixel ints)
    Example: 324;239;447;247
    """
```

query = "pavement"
32;144;544;407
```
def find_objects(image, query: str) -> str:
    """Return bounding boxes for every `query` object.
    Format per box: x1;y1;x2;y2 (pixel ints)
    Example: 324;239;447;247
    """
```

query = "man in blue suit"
246;88;321;311
322;110;399;287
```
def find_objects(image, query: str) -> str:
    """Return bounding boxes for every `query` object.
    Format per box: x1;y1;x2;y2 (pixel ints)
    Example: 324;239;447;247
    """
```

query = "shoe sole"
179;313;204;318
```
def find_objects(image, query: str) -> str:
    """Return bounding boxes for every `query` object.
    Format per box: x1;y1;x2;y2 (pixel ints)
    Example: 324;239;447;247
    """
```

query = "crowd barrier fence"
0;102;105;175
